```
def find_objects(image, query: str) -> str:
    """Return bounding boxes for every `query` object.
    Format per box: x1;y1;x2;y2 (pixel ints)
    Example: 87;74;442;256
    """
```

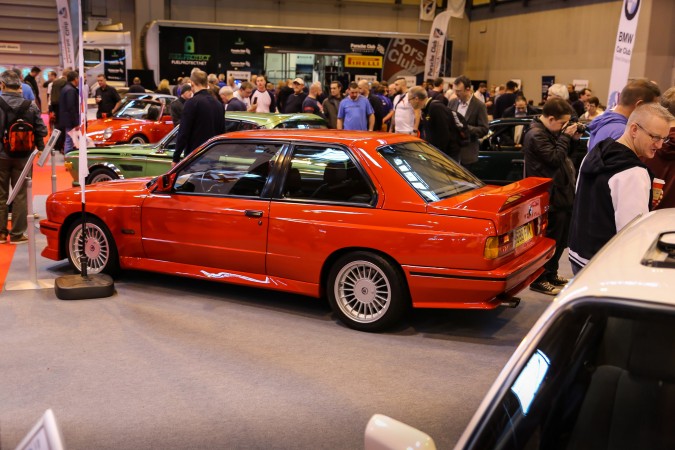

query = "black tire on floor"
326;251;409;332
66;216;120;277
87;167;118;184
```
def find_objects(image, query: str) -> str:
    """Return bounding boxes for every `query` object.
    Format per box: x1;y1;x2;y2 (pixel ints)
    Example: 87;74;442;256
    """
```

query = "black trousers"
537;209;571;281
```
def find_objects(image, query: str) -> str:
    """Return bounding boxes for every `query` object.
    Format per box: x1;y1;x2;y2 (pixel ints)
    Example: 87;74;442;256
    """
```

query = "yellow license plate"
514;223;534;248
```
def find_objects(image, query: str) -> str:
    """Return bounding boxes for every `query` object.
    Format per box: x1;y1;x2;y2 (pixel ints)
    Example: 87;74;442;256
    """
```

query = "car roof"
221;129;418;146
557;209;675;307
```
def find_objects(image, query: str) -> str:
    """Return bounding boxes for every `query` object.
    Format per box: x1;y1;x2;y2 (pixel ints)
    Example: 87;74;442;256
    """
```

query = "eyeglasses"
636;123;671;144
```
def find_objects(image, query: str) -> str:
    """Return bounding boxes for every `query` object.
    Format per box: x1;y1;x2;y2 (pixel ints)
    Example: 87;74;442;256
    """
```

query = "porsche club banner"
607;0;642;110
420;0;436;21
55;0;76;69
423;1;464;79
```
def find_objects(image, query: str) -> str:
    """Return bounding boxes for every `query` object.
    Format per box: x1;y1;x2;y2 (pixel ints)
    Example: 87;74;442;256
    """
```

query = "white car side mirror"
365;414;436;450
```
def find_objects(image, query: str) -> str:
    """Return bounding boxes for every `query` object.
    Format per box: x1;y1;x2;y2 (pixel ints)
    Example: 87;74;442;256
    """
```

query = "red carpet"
0;152;72;288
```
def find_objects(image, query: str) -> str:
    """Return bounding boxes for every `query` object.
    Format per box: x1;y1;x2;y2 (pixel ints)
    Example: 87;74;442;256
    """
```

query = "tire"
129;135;148;145
327;251;409;332
66;216;120;276
87;167;118;184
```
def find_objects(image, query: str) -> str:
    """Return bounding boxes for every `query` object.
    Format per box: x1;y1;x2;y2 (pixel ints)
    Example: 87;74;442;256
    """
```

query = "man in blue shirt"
337;82;374;131
587;79;660;151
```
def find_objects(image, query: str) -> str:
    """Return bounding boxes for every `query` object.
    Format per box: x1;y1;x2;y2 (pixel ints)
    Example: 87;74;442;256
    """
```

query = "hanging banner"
606;0;642;110
420;0;436;21
423;10;452;80
55;0;76;69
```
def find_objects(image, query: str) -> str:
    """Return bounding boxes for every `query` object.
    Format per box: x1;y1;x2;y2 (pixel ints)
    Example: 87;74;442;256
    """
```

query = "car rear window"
378;141;484;202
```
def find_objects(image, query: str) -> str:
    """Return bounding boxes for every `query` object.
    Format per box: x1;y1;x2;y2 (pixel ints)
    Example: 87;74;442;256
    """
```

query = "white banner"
55;0;75;69
423;10;452;80
420;0;436;21
607;0;642;110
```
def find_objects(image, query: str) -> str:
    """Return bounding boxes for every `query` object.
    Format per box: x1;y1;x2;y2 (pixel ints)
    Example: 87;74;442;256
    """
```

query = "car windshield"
378;141;484;202
276;120;328;129
469;300;675;450
114;99;162;120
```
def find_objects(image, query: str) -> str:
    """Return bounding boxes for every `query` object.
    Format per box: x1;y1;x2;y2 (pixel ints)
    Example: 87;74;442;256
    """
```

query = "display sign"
104;49;126;82
345;54;383;69
541;75;555;102
157;26;452;86
0;42;20;52
607;0;642;109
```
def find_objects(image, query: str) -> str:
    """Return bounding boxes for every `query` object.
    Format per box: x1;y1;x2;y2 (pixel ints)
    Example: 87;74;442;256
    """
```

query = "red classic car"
86;94;176;146
40;130;555;331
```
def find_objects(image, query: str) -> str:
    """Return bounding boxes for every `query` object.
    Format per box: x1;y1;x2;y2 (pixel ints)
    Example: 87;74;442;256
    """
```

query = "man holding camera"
524;98;582;295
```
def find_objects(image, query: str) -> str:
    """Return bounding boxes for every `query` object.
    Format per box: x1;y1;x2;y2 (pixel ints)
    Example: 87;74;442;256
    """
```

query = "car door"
140;140;284;275
465;121;528;185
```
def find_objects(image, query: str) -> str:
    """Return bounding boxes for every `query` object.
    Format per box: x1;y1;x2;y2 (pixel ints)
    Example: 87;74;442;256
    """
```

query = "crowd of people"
0;64;673;289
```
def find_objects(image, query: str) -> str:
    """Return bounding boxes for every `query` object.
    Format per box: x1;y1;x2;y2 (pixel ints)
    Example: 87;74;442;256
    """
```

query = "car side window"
489;124;527;150
173;142;282;197
280;145;373;204
225;120;241;132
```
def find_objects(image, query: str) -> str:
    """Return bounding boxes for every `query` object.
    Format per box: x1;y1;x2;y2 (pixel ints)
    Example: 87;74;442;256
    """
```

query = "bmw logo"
624;0;639;20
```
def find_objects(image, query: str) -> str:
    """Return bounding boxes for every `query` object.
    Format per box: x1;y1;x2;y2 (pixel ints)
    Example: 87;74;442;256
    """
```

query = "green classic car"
464;117;589;186
66;112;328;185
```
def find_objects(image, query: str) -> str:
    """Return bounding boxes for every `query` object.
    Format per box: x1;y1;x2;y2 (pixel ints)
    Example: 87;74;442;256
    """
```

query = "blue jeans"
64;127;74;153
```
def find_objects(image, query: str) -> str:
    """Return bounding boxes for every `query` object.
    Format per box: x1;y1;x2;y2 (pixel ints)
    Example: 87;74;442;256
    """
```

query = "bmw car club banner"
607;0;642;110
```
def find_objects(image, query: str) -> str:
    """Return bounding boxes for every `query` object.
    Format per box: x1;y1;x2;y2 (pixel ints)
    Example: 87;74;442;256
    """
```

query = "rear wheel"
327;251;409;332
87;167;118;184
66;216;120;276
129;135;148;145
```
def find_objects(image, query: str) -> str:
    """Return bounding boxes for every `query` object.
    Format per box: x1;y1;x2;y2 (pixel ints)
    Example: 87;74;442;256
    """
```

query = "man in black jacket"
524;98;581;295
448;75;489;164
0;70;48;244
568;103;674;275
409;86;463;161
58;70;80;153
172;70;225;165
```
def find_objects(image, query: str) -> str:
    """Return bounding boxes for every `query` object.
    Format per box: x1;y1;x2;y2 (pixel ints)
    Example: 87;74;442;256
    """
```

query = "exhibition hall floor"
0;158;571;449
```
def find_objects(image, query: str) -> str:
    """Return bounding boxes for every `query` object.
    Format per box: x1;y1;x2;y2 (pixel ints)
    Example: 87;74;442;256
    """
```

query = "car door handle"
245;210;263;218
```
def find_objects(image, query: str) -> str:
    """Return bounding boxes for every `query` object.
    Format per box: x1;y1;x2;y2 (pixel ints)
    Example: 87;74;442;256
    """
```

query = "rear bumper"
40;219;62;261
404;237;555;309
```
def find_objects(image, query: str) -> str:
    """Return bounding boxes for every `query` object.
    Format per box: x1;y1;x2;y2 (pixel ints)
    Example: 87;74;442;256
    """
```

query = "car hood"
427;177;552;234
53;178;153;200
87;117;145;133
65;143;163;160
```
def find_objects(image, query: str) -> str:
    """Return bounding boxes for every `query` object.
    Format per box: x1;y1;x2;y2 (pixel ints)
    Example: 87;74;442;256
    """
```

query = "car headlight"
103;127;113;140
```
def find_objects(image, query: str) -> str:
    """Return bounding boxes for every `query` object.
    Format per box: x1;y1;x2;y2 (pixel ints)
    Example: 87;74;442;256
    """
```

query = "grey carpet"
1;200;568;449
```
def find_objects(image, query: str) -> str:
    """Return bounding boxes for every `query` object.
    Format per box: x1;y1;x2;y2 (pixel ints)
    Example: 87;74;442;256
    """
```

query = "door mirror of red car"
155;173;176;193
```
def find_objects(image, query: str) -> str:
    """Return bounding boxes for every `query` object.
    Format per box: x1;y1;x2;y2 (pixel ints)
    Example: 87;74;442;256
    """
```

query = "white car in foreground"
366;209;675;450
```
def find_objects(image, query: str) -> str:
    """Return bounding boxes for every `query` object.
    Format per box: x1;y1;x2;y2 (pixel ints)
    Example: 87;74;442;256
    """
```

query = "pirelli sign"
345;54;383;69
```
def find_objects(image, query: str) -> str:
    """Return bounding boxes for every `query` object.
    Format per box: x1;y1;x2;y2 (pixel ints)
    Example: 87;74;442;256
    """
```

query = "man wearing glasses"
569;102;674;275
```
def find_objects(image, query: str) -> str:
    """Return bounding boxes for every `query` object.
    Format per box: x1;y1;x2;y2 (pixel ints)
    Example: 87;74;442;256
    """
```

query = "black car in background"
465;117;589;185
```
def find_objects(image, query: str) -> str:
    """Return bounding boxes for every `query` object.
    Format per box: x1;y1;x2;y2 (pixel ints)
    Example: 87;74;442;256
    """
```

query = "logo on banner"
625;0;640;20
169;36;211;66
345;54;383;69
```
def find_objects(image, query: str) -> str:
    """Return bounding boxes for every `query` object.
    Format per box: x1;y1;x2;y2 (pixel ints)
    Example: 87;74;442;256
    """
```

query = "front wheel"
327;251;409;332
66;216;120;276
87;167;118;184
129;135;148;145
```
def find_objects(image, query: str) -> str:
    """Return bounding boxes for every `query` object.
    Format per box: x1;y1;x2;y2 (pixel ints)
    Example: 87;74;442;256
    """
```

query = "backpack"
0;97;35;156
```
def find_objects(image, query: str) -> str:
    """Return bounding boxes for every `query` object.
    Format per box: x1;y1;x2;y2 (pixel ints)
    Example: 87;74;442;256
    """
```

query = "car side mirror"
155;173;176;192
364;414;436;450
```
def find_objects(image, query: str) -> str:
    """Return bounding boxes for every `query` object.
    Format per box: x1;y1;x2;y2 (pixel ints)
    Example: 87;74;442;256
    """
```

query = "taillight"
484;220;538;260
484;232;516;259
